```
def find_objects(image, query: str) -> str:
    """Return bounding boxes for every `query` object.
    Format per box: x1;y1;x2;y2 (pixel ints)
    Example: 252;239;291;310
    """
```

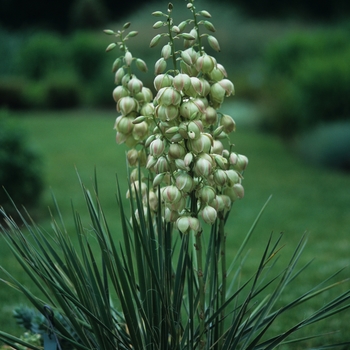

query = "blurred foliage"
0;31;114;110
0;114;44;219
295;121;350;172
1;0;350;33
222;0;350;20
17;33;69;80
0;78;29;110
260;28;350;138
69;32;107;81
0;0;158;32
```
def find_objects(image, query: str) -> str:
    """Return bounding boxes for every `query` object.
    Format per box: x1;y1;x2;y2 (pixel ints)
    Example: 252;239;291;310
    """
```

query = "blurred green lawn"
1;106;350;347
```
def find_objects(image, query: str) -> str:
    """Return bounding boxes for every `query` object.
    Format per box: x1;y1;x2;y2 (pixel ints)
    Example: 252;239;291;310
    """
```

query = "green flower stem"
218;216;226;345
191;190;205;348
189;2;204;56
166;15;178;73
195;228;205;348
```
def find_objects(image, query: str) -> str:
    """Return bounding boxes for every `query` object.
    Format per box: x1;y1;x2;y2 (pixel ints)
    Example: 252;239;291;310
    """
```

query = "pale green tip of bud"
104;29;115;35
106;43;117;52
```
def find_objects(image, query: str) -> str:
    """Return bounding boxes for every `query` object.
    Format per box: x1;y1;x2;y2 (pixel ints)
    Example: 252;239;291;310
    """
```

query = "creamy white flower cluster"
106;2;248;233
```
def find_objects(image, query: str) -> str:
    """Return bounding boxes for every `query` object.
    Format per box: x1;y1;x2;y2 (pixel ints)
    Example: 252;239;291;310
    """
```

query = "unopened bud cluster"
106;1;248;233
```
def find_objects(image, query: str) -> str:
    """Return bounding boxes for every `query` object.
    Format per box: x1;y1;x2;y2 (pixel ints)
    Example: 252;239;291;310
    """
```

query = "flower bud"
115;67;125;84
155;104;179;121
155;57;167;75
155;87;180;107
115;116;133;135
126;180;147;199
187;121;201;140
234;154;248;172
153;20;164;29
202;106;218;126
165;126;179;135
154;156;169;173
192;77;210;97
169;196;186;211
180;99;205;119
117;96;139;116
172;25;181;33
176;216;190;233
188;133;212;154
176;172;194;192
210;83;226;104
113;86;130;103
168;143;186;159
184;152;193;167
213;154;228;169
150;138;166;157
201;205;217;224
165;208;179;222
153;172;166;187
173;158;188;171
211;139;224;155
140;102;155;117
209;67;225;82
226;170;240;186
196;54;217;74
127;149;139;166
147;190;158;212
146;155;157;169
106;43;117;52
207;35;221;52
180;61;199;77
161;44;172;60
173;73;191;91
135;58;148;73
124;51;133;66
213;169;227;186
197;185;216;204
170;133;184;143
162;185;182;203
199;10;212;18
150;34;162;47
112;57;122;72
220;114;236;133
223;187;237;202
154;74;174;90
218;79;234;97
133;121;148;141
233;183;244;199
189;217;200;232
181;50;193;66
128;76;143;95
194;156;212;178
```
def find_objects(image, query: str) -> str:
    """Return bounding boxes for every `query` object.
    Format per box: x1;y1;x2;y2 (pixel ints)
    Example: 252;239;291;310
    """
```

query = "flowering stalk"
106;0;248;346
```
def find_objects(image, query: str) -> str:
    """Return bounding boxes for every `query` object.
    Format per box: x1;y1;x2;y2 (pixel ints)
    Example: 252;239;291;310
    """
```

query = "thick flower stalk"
105;1;248;346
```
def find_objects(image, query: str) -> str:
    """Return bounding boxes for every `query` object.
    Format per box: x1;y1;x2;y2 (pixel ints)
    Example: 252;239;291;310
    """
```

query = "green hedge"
0;115;44;219
261;28;350;138
0;31;115;110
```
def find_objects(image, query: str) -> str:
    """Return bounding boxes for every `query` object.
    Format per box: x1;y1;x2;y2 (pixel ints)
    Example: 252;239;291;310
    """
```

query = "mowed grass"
1;107;350;347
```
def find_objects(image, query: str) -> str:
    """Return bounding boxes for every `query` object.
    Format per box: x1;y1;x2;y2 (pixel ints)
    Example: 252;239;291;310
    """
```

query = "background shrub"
0;114;44;219
295;121;350;172
0;78;29;110
69;0;108;30
69;31;107;81
43;72;82;109
260;28;350;138
17;32;69;80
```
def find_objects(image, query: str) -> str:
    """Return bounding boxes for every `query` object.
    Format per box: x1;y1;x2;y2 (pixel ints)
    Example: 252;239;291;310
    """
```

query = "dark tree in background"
0;0;349;32
220;0;350;20
0;0;158;32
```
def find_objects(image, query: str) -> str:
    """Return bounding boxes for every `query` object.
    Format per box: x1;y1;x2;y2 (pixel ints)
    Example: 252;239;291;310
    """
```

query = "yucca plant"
1;1;350;349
